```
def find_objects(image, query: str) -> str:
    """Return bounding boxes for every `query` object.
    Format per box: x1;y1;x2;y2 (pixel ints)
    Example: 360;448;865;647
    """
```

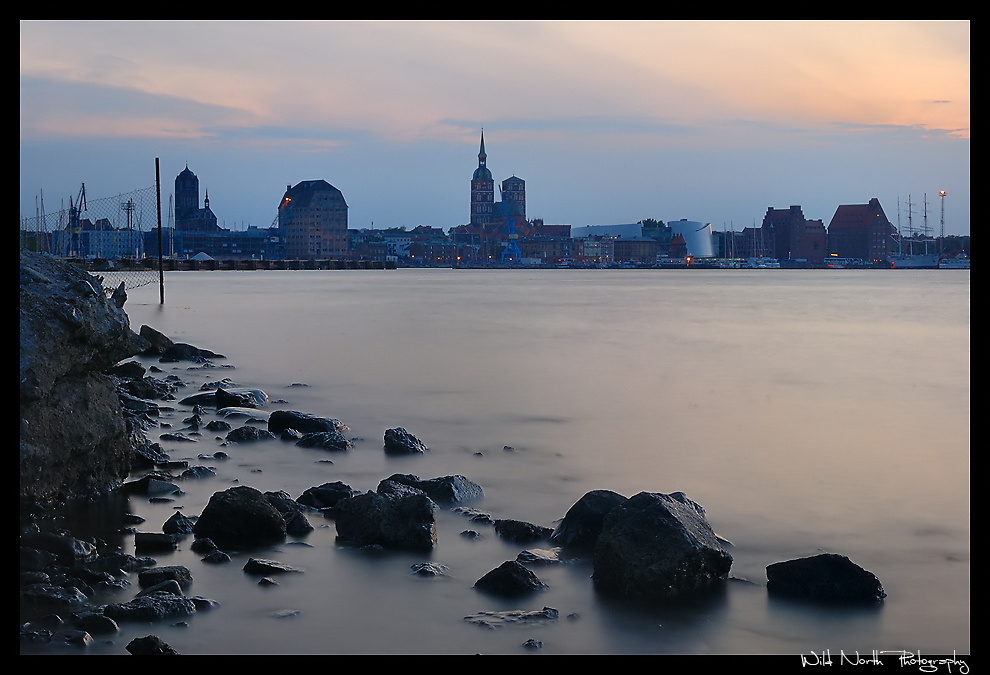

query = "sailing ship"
889;194;938;268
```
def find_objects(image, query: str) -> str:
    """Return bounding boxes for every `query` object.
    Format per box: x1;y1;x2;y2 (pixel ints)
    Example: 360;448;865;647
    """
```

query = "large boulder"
19;250;150;502
333;489;437;552
550;489;628;551
193;486;287;547
592;491;732;600
766;553;886;604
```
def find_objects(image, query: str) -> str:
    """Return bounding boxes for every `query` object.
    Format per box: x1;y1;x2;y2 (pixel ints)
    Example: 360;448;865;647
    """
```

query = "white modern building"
670;219;714;258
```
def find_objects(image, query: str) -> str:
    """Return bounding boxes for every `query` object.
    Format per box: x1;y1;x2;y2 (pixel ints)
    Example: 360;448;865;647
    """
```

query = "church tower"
174;164;199;225
470;130;494;226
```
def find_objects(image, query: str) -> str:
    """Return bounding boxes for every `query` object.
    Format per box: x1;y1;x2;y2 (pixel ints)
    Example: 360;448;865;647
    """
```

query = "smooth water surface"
27;268;969;655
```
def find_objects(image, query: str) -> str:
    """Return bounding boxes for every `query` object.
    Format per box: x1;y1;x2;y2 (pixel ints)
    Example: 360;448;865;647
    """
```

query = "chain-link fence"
20;184;164;296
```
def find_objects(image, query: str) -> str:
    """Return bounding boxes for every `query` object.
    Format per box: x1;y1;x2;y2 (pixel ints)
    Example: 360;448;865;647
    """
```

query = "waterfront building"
669;220;715;258
827;198;895;262
278;180;349;260
761;205;826;262
174;165;219;232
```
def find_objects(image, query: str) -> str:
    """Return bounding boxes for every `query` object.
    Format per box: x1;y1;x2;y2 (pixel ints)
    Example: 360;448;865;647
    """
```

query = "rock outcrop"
19;251;150;503
592;491;732;600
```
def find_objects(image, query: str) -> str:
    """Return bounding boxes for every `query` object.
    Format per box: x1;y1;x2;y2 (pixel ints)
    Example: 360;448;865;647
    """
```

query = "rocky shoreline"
19;251;887;654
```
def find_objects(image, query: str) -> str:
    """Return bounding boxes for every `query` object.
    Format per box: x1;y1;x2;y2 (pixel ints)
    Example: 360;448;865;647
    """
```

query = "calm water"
28;268;970;655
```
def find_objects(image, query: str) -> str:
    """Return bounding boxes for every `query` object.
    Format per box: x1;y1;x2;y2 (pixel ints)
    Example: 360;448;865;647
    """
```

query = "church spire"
478;129;487;169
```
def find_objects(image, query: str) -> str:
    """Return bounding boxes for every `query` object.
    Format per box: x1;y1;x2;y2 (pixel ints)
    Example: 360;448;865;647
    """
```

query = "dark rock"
494;519;554;544
133;532;180;552
516;547;562;565
138;565;193;589
122;474;180;497
243;558;303;575
284;510;314;536
380;473;484;505
71;611;119;635
295;430;351;451
193;485;287;546
205;419;231;432
550;489;628;551
383;427;429;454
20;532;97;566
126;634;178;655
410;562;449;577
104;591;196;622
464;606;558;629
333;490;437;552
592;491;732;600
139;325;224;363
162;512;197;534
21;583;90;607
180;466;216;479
225;425;276;443
297;482;354;511
766;553;886;604
269;410;347;435
474;560;548;597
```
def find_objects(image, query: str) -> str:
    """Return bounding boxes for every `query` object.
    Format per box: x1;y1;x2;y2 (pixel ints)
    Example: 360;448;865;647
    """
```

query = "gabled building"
827;198;895;262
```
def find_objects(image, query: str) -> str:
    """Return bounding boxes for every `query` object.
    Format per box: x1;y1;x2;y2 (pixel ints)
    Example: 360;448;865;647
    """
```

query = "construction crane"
499;186;522;264
67;183;87;257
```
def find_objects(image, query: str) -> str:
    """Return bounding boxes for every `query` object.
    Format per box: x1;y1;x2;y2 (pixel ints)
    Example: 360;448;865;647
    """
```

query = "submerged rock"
474;560;548;597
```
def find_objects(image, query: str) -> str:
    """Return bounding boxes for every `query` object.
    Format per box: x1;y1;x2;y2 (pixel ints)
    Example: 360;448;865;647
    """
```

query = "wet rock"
138;565;193;589
297;481;354;511
333;489;437;552
126;634;178;655
269;410;348;435
383;427;428;455
103;591;197;622
224;425;276;443
193;485;287;547
494;519;554;544
243;558;303;575
550;489;628;551
766;553;886;604
464;606;559;629
162;512;196;535
380;473;484;505
410;562;449;577
295;430;351;451
474;560;548;597
592;491;732;600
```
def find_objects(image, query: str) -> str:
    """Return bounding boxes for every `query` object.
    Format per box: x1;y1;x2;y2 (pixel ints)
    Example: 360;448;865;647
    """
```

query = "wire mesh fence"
20;184;164;296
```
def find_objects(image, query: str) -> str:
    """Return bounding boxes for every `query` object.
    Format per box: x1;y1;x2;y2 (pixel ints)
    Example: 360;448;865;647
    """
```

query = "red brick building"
827;198;895;262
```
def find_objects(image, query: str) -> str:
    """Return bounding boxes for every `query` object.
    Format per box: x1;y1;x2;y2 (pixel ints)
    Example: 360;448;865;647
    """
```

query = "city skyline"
20;20;970;236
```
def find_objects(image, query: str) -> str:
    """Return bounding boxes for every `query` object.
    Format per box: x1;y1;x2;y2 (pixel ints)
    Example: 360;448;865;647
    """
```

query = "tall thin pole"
156;157;164;304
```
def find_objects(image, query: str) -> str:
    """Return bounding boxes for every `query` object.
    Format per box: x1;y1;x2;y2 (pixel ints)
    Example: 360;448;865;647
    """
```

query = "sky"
20;20;970;236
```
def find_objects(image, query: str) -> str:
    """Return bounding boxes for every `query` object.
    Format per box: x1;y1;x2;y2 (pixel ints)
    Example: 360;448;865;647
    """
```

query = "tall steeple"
470;129;494;226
